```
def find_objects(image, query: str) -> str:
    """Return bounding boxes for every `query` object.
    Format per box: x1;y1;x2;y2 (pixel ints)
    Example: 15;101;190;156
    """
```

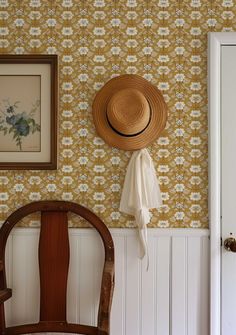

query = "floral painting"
0;76;41;152
0;99;40;151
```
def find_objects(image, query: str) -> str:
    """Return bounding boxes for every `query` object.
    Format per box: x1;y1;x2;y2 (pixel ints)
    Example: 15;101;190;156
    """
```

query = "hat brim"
92;74;168;150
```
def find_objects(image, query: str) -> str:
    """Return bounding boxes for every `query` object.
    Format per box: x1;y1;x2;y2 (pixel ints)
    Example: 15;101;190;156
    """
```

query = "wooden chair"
0;201;115;335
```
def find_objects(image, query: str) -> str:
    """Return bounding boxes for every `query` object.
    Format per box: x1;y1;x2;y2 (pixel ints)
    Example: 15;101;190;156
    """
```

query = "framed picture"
0;55;58;170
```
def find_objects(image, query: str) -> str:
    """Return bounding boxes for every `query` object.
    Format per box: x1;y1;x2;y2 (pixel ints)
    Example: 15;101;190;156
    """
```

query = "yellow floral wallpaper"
0;0;229;228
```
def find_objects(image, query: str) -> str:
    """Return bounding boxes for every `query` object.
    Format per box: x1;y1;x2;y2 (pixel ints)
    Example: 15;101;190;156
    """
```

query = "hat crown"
92;74;167;150
107;88;150;136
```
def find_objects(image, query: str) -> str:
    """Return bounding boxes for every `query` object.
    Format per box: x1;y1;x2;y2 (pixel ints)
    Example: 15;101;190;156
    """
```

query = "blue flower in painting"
6;115;29;136
15;118;30;136
0;100;40;151
6;114;20;125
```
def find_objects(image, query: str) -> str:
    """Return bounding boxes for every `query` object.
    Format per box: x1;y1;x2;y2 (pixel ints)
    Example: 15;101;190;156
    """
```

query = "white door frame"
208;32;236;335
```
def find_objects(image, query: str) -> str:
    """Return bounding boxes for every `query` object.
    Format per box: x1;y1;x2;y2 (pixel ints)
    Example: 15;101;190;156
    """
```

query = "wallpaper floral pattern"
0;0;230;228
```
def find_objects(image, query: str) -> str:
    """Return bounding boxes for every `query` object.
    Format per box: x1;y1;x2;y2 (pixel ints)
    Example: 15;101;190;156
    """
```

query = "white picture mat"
0;64;51;163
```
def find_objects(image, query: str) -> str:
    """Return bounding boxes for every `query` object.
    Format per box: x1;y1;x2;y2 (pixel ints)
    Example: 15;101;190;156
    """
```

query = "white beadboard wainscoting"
4;228;209;335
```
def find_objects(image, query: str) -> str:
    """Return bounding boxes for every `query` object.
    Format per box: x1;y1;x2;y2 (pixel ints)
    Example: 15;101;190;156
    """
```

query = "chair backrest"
0;201;114;335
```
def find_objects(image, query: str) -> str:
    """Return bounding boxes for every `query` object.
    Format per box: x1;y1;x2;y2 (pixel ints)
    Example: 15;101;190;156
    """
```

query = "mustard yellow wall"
0;0;227;228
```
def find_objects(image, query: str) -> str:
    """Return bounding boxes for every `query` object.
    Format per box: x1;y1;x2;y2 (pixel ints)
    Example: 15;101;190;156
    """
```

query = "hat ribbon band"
106;110;152;138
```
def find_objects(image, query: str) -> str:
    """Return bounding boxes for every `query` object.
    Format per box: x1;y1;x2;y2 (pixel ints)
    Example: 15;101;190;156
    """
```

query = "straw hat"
92;74;168;150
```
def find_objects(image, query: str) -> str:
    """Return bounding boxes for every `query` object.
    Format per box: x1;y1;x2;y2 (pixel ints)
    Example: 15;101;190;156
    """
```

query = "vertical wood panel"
78;235;94;326
10;232;40;326
141;236;155;335
200;236;210;335
5;234;12;327
155;236;171;335
172;237;187;335
187;237;201;335
65;235;80;335
110;235;125;335
91;233;104;324
125;235;140;335
67;234;80;324
3;228;209;335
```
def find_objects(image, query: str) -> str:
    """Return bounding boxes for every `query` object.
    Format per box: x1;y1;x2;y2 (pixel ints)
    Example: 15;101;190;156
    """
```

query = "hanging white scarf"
119;149;162;268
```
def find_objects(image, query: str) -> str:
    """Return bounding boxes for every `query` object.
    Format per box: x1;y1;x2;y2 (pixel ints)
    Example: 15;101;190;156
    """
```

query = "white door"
221;44;236;335
208;33;236;335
